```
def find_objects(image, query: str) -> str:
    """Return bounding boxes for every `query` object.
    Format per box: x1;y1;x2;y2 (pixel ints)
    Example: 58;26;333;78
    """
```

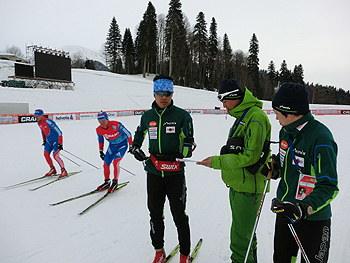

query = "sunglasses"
155;91;173;97
217;90;239;101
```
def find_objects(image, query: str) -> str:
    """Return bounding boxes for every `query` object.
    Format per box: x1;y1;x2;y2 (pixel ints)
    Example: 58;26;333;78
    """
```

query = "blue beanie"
218;79;244;100
34;109;44;116
272;83;309;115
97;111;109;120
153;75;174;95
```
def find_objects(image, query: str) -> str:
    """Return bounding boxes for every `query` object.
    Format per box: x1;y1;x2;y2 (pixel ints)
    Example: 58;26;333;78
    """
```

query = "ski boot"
45;166;57;176
97;179;110;191
152;248;166;263
108;179;118;193
59;168;68;178
179;254;190;263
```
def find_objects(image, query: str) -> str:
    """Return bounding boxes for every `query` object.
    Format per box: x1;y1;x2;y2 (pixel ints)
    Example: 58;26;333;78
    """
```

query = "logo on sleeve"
149;121;157;127
281;140;288;150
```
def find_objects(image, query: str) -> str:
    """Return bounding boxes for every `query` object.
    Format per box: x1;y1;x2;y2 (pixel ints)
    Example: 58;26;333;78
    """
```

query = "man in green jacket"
130;75;195;263
197;79;271;263
270;83;339;263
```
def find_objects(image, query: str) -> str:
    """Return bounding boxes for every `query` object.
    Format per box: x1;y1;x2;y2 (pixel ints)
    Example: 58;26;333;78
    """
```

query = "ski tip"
68;170;83;175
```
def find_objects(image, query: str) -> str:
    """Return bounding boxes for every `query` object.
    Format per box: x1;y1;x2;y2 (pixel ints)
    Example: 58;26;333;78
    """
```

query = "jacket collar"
228;87;263;118
283;111;313;137
152;99;174;115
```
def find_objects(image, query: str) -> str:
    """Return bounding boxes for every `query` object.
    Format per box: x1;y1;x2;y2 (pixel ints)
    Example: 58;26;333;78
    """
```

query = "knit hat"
153;75;174;95
272;83;309;115
218;79;244;101
34;109;44;116
97;111;109;120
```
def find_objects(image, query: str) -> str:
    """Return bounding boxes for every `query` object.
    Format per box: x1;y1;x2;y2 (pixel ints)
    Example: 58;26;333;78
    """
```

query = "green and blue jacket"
133;100;194;176
211;87;271;194
275;112;339;220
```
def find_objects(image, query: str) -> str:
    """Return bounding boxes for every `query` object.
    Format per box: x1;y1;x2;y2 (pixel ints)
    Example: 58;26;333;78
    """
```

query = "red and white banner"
1;108;350;125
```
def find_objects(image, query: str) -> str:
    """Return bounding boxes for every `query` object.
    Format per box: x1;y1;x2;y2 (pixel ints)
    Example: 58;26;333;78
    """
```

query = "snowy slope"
61;45;106;65
1;61;349;262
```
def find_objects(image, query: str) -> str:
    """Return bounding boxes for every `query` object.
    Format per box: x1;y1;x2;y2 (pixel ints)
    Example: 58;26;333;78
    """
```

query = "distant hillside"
61;45;105;65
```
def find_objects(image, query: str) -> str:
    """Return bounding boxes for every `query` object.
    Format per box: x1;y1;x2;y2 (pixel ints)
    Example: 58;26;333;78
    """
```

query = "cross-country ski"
50;181;129;206
78;182;129;215
2;174;58;189
29;171;82;191
189;238;203;262
165;244;180;263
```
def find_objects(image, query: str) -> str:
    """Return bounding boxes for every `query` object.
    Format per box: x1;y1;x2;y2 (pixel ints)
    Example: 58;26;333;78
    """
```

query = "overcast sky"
1;0;349;90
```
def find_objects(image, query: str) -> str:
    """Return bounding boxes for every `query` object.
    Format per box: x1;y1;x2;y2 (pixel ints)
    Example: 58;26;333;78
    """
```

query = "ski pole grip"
266;159;275;180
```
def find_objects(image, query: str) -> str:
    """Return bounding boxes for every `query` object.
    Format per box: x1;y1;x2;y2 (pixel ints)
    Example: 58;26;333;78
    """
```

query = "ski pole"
244;160;274;263
61;153;81;167
288;224;310;263
63;149;100;169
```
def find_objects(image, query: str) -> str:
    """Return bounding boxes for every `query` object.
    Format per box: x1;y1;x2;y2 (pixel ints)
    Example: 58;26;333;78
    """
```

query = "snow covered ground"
1;61;350;262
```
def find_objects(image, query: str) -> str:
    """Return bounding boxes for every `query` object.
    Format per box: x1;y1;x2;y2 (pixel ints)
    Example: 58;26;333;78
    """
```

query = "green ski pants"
229;188;262;263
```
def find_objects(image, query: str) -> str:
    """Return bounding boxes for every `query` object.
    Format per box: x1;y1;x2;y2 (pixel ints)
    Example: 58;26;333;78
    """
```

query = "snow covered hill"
1;61;350;262
61;45;106;65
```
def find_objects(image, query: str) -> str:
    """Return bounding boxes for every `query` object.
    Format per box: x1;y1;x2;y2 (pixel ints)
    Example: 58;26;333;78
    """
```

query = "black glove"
42;140;46;146
129;145;148;161
56;144;63;150
261;161;279;179
99;150;105;160
184;137;196;152
271;198;304;224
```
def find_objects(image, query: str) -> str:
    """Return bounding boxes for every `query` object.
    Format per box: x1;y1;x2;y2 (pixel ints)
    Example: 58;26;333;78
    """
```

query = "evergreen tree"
193;11;208;88
105;16;122;73
267;60;277;82
247;33;262;98
292;64;304;85
122;28;135;74
135;1;158;77
264;60;278;99
222;33;233;78
165;0;189;84
279;60;292;83
208;17;218;90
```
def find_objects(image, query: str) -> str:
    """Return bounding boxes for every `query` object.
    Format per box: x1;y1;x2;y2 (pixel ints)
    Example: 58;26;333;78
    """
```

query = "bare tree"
5;45;24;58
157;14;166;74
71;51;85;68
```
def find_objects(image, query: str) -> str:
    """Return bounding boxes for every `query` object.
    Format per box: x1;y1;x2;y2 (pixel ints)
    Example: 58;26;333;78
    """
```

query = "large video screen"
34;51;71;81
15;63;34;78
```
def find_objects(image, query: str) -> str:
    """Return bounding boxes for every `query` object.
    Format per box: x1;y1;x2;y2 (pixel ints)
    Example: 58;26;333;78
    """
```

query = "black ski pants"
147;172;190;256
273;216;331;263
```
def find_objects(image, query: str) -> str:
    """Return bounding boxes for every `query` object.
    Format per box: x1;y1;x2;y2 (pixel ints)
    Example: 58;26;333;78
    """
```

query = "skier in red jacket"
34;109;67;177
96;111;132;192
